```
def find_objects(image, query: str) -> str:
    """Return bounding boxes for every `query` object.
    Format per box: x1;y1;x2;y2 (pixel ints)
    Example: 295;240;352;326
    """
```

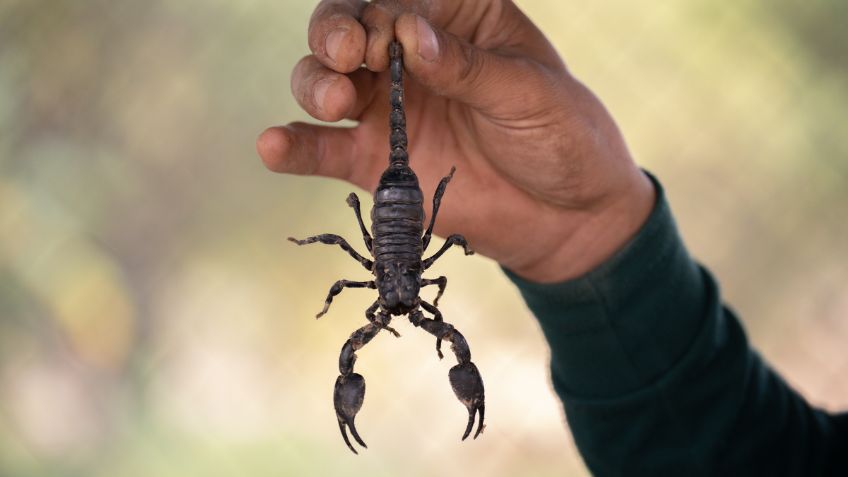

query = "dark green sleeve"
503;173;847;476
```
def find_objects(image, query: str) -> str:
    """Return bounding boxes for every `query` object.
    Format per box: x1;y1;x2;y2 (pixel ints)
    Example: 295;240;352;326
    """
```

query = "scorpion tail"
388;41;408;167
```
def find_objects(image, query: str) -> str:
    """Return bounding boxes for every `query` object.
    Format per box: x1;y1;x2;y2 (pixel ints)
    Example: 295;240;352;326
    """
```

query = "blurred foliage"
1;1;847;476
771;0;848;79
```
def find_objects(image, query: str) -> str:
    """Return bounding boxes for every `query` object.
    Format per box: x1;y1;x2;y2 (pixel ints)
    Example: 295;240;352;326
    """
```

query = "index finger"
308;0;368;74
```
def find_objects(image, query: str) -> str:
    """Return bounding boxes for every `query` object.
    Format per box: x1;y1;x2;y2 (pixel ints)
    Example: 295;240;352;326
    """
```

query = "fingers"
308;1;398;74
256;122;358;182
291;56;380;122
361;3;395;71
305;0;442;74
291;56;357;122
306;0;559;114
395;13;553;118
308;0;368;73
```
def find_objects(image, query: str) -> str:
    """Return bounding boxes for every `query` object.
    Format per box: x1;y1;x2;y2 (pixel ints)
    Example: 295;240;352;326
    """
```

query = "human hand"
257;0;654;283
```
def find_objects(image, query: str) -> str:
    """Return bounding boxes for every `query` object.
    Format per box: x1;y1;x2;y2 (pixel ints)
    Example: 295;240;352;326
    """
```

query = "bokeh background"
2;1;847;475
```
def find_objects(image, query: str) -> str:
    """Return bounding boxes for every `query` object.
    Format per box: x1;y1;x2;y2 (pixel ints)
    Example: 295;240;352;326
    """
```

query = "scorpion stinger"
289;41;485;453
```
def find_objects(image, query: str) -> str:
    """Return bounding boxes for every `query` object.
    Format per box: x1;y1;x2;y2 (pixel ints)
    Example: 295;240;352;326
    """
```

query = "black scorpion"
288;41;485;453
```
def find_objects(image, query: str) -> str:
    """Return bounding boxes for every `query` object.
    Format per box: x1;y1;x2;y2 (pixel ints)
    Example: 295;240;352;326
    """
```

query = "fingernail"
325;28;346;62
313;77;335;111
416;16;439;61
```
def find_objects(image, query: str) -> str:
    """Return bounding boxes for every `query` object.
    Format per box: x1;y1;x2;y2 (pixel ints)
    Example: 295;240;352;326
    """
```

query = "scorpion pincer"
288;41;485;453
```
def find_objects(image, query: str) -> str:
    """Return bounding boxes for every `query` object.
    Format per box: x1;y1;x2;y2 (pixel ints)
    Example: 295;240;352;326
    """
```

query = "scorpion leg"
335;321;385;454
346;193;374;253
410;305;486;441
422;166;456;251
365;300;400;337
288;234;373;271
420;298;445;359
315;280;376;318
423;234;474;269
420;276;447;307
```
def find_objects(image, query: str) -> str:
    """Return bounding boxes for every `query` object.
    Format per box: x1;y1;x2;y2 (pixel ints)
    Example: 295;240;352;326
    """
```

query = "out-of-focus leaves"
769;0;848;78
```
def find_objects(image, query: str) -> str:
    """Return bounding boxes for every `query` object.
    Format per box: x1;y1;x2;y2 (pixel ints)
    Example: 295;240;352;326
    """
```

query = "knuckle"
307;2;337;52
361;2;392;26
290;57;318;110
362;4;393;68
308;0;367;57
311;0;362;22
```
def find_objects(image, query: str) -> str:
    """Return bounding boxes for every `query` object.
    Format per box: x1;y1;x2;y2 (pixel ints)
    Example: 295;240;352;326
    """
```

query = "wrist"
508;168;655;283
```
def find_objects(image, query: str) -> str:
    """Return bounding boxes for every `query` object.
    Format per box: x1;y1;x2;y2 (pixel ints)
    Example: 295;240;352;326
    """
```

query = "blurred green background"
1;1;847;476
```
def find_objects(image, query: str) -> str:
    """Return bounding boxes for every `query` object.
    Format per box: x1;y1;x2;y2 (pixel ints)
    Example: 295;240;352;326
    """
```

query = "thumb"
394;13;553;118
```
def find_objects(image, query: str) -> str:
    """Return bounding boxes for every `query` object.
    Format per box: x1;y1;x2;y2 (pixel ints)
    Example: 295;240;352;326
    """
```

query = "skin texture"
256;0;655;283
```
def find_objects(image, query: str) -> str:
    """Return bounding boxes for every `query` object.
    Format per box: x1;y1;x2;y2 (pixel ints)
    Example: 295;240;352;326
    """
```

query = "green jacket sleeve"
503;173;847;476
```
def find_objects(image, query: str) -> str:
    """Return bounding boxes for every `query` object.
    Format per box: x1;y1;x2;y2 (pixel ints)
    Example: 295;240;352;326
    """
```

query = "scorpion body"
289;41;485;453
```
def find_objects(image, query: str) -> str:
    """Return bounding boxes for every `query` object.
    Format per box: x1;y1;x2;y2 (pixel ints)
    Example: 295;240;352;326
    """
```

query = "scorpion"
288;41;485;454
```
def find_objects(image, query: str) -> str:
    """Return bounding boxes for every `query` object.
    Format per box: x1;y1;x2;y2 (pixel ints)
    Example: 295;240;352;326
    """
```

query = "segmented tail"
388;41;408;166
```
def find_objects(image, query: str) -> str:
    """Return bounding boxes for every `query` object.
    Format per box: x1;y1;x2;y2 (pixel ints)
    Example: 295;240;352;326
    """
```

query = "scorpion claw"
449;362;486;441
337;419;357;454
473;404;485;439
334;373;367;454
347;417;367;449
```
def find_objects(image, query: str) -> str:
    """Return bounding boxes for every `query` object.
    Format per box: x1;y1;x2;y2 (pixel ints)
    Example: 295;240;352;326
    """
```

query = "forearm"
504;172;843;475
